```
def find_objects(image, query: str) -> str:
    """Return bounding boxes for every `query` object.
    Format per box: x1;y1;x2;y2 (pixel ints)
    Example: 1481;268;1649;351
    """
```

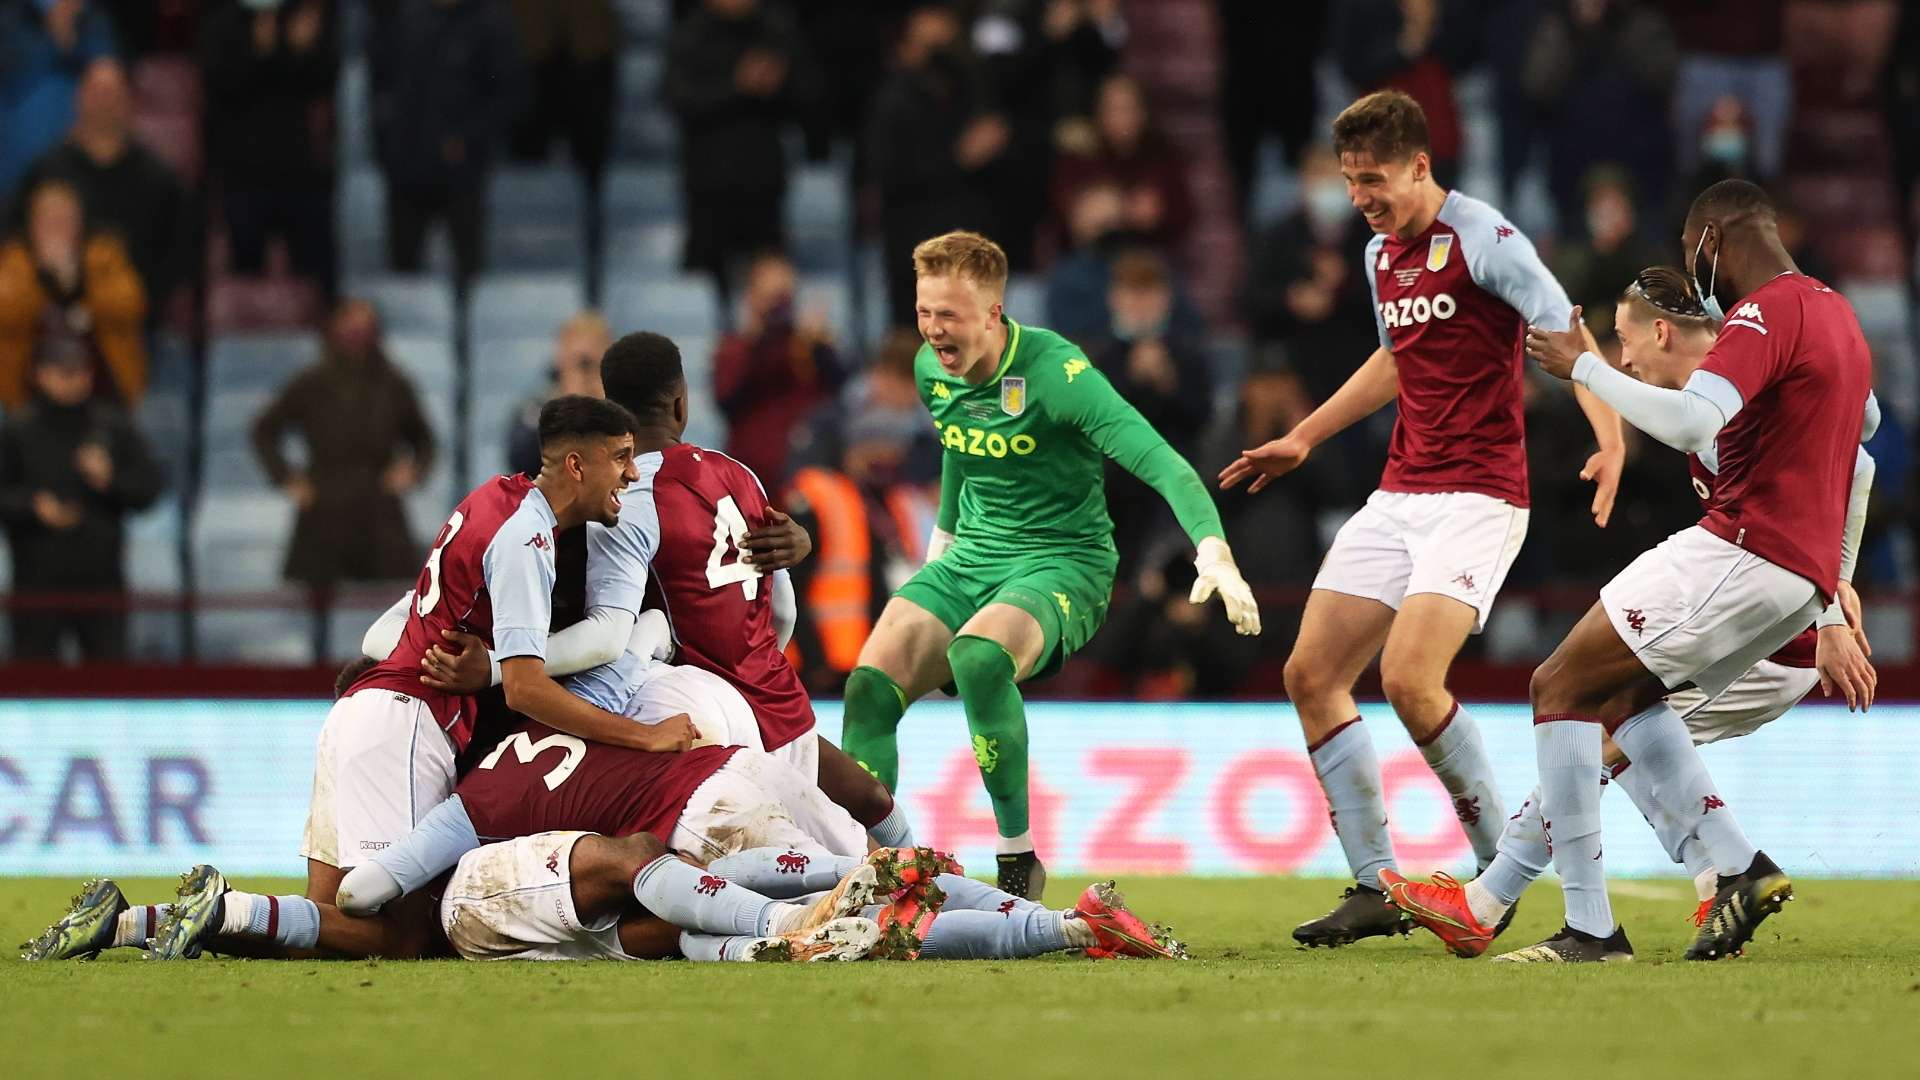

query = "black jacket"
202;0;341;187
664;2;809;196
369;0;525;190
0;397;164;589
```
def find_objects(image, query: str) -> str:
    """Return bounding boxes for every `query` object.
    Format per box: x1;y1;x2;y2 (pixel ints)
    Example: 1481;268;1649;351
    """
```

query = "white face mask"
1690;226;1726;323
1304;179;1351;232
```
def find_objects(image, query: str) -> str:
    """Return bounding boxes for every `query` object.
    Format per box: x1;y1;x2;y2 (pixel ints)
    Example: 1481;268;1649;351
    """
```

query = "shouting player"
1219;90;1625;947
840;230;1261;899
1382;266;1877;959
1494;180;1873;962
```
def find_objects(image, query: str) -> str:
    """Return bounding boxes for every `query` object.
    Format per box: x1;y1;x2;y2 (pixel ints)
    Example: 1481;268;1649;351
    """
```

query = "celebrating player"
1491;179;1873;962
1219;90;1625;947
1382;265;1877;959
839;230;1261;899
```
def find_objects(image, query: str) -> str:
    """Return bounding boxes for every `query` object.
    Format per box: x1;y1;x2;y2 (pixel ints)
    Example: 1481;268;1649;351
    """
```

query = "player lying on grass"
841;230;1260;901
1381;265;1878;961
1463;181;1873;964
368;332;914;853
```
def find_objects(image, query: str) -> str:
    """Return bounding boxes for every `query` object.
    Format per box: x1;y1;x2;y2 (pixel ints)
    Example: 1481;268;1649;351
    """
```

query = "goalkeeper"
841;231;1260;900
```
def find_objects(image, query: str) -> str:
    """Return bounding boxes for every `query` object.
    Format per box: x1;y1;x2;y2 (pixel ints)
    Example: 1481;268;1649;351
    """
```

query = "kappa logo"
1624;608;1647;636
526;532;551;551
1452;572;1477;593
545;848;561;876
1453;795;1482;826
695;874;728;897
1063;358;1089;382
1053;591;1071;616
775;851;810;874
931;382;950;399
1495;224;1514;242
1701;794;1727;813
1731;302;1763;323
997;899;1017;917
1378;250;1390;271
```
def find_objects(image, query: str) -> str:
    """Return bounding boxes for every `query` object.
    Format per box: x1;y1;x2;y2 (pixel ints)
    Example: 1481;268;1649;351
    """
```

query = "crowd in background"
1;0;1917;697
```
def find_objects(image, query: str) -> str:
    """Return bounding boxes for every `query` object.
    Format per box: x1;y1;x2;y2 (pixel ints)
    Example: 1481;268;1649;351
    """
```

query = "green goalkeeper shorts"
895;543;1116;681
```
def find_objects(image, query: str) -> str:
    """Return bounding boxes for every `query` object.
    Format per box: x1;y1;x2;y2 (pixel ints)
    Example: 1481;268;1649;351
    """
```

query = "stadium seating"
359;276;457;341
486;166;587;274
604;274;721;345
467;273;588;346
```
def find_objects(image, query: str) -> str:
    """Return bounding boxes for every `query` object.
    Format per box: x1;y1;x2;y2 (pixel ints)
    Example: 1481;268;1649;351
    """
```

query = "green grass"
5;875;1918;1080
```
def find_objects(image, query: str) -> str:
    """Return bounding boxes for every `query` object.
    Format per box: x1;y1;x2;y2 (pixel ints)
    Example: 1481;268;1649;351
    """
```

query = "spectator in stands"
17;58;190;309
1885;0;1920;310
1195;352;1326;587
666;0;812;300
1523;0;1676;237
784;404;938;695
714;250;846;486
0;177;146;411
1214;0;1325;219
1045;180;1204;348
867;3;1007;323
1050;74;1194;255
251;298;435;588
0;0;117;202
202;0;340;300
0;337;163;661
1665;0;1789;181
788;327;941;486
1332;0;1469;185
369;0;524;284
508;0;617;200
506;310;611;477
1550;166;1662;342
1087;249;1211;573
1091;547;1262;699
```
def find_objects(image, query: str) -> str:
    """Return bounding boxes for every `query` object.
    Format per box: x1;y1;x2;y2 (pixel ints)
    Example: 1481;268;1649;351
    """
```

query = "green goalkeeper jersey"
916;316;1224;560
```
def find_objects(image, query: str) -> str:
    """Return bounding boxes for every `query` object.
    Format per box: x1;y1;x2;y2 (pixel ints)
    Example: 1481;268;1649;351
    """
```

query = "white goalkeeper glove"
1191;536;1260;636
926;526;956;564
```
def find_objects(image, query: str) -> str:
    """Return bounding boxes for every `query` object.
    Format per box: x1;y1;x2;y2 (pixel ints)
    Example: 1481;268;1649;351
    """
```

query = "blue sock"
917;907;1070;960
935;873;1041;915
1611;702;1756;877
1417;703;1505;870
1535;717;1613;937
1309;719;1396;890
1480;785;1548;907
631;855;781;937
679;932;763;962
869;802;915;848
707;847;859;898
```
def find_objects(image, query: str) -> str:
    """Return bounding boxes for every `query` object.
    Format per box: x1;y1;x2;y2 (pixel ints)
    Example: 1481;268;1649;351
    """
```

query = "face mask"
1587;202;1627;244
1304;180;1350;232
1702;130;1748;168
1690;226;1726;323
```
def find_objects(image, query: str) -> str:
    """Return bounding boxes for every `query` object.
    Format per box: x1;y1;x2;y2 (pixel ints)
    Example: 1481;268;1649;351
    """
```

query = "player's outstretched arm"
1220;346;1397;492
1527;309;1739;454
500;656;699;751
1571;382;1625;528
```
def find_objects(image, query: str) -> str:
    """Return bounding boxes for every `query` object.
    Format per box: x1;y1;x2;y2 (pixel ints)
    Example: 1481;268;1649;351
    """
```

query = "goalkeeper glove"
1190;536;1260;636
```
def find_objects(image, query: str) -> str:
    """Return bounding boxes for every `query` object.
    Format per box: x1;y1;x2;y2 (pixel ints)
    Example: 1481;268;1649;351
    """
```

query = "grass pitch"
5;875;1917;1080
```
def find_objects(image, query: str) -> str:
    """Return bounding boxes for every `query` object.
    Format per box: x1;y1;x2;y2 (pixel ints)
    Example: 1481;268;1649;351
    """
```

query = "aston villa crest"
1001;376;1026;416
1427;234;1453;272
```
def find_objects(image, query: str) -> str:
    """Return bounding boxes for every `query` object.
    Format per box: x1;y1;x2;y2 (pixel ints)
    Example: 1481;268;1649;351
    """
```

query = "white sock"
1308;719;1396;890
218;892;320;948
1692;866;1718;903
112;904;167;948
1416;703;1505;870
1463;877;1510;927
679;931;766;961
1060;912;1098;949
996;830;1034;855
1535;717;1614;937
764;902;810;936
1611;703;1756;877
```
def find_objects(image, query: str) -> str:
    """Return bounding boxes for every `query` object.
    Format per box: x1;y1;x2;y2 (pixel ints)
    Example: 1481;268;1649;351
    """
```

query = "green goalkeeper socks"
842;665;908;791
947;634;1031;838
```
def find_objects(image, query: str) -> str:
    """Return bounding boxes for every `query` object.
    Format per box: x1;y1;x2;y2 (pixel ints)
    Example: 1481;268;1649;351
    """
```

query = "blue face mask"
1304;180;1351;233
1690;226;1726;323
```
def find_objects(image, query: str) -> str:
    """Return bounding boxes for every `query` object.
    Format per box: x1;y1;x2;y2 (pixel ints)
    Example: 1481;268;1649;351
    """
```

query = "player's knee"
1529;657;1568;712
1379;665;1445;718
844;666;905;729
946;634;1015;692
1283;650;1339;705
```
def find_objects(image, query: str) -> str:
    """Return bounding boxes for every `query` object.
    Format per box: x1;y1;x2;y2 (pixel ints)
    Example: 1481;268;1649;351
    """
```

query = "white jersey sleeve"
585;454;664;616
1443;192;1573;329
482;502;558;662
1363;232;1391;351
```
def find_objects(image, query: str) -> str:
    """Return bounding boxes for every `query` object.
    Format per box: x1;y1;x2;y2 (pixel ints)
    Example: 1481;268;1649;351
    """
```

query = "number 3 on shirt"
416;511;465;616
706;496;760;600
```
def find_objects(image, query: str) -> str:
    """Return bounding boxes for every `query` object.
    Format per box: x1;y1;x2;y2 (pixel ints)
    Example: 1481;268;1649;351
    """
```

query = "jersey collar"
986;315;1022;386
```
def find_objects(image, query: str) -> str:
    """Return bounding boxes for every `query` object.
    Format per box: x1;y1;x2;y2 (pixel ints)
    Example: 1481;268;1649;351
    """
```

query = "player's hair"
1619;266;1716;333
599;331;685;421
538;394;637;453
556;309;611;343
912;230;1009;297
1109;249;1170;292
1331;90;1429;164
1686;178;1775;232
333;656;378;700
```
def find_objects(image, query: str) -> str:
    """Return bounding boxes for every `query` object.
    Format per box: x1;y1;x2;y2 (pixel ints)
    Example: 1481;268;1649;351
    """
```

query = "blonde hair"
557;309;613;346
911;231;1009;297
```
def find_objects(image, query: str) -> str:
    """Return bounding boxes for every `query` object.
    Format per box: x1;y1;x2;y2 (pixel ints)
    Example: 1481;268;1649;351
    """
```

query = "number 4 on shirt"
705;495;760;599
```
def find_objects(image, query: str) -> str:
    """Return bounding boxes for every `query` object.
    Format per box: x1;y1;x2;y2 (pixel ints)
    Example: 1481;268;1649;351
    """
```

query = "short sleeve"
1698;301;1786;404
1363;234;1391;351
585;494;660;616
483;516;557;661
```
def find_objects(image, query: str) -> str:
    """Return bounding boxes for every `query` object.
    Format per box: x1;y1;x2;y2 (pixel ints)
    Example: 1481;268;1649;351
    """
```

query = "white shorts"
439;832;627;962
669;750;868;862
300;689;457;869
1666;658;1819;746
1312;490;1528;632
1600;526;1823;700
627;664;818;782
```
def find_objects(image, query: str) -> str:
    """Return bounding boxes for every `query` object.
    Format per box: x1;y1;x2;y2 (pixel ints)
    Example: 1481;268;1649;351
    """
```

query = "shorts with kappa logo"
1601;526;1823;700
897;543;1114;680
669;750;867;861
302;689;457;869
1312;489;1528;632
440;831;627;961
